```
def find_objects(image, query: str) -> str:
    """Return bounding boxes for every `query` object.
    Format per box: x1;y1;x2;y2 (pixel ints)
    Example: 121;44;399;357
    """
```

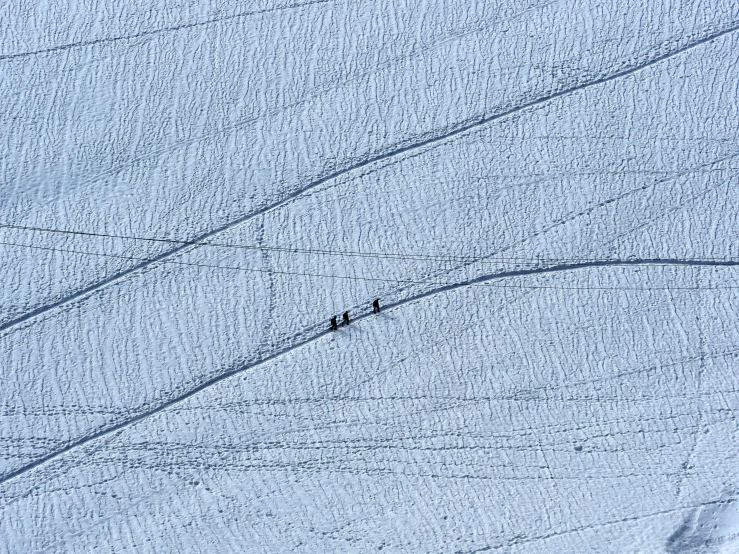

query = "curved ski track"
2;21;738;334
2;258;738;486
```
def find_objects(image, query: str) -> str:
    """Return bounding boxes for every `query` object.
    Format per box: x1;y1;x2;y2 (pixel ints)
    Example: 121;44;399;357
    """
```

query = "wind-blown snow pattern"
2;0;739;551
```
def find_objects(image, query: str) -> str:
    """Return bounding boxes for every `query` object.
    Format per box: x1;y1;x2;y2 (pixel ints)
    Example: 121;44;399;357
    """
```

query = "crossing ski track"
0;0;337;62
2;258;738;487
2;20;738;335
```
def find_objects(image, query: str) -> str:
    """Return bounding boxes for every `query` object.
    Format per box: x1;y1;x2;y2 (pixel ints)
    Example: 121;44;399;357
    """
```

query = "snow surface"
2;0;739;552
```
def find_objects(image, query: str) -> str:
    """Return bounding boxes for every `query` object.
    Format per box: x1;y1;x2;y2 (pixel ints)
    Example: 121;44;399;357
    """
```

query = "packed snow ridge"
2;0;739;552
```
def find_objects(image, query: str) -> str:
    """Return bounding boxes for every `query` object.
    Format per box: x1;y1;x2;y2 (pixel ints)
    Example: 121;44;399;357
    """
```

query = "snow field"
2;0;739;551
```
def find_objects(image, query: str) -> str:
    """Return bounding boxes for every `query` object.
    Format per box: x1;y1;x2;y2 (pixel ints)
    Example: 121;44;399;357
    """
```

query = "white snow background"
2;0;739;552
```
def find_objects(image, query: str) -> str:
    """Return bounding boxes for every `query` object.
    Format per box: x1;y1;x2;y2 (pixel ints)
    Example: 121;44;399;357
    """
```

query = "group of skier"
330;298;381;331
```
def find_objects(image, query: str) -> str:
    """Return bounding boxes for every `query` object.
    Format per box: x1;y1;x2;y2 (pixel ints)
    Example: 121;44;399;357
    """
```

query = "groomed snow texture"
2;0;739;552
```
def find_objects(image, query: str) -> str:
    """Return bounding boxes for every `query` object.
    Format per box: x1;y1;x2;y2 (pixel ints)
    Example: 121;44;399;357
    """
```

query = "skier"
330;316;338;331
342;311;350;326
372;298;380;314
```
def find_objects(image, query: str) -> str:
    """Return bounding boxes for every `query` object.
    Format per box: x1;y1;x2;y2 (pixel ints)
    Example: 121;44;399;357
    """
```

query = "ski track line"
2;258;738;487
0;0;337;62
463;500;726;553
67;0;558;192
3;21;739;335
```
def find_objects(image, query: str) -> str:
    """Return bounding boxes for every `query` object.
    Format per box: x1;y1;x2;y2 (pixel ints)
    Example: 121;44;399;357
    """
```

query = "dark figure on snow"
342;311;350;326
330;316;338;331
372;298;380;314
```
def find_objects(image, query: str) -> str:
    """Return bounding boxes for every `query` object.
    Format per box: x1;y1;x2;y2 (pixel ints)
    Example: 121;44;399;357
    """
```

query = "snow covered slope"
1;0;739;552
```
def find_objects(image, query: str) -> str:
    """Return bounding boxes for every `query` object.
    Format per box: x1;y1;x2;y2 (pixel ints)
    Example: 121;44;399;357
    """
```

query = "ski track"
0;0;338;62
463;498;726;553
71;0;557;189
2;258;737;487
68;0;559;191
604;173;735;248
2;21;738;335
386;151;739;308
